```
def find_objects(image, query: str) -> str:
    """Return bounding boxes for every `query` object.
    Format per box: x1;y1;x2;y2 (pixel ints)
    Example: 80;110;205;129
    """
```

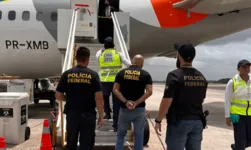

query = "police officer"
56;47;104;150
224;59;251;150
154;43;208;150
96;36;131;131
113;55;153;150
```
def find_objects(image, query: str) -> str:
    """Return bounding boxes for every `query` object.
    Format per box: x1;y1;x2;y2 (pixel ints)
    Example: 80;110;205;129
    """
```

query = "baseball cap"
174;43;196;60
237;59;251;68
104;37;114;46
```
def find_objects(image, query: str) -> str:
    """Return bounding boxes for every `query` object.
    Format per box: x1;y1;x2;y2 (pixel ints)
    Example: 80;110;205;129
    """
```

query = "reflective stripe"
40;127;52;147
99;49;122;82
99;69;121;73
43;127;50;133
231;102;251;108
100;66;122;69
231;75;251;115
101;72;118;76
232;77;251;100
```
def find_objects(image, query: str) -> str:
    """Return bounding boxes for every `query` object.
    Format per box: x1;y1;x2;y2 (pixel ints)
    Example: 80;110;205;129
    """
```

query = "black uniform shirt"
56;65;101;114
115;65;152;108
163;67;208;120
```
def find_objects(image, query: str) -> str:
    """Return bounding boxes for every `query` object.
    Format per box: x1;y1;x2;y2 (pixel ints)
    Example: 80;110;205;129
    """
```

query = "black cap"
104;37;114;46
237;59;251;68
174;43;196;60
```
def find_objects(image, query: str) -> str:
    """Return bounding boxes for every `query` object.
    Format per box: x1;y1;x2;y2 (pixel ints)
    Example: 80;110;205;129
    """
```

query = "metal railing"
56;8;79;147
111;12;131;64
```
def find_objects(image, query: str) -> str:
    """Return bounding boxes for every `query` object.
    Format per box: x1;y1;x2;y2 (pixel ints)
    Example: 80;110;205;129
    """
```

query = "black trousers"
101;82;120;128
233;116;251;150
65;111;96;150
98;18;114;43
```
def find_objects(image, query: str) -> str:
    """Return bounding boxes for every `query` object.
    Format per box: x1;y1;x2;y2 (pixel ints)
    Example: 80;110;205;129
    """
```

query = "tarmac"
5;83;251;150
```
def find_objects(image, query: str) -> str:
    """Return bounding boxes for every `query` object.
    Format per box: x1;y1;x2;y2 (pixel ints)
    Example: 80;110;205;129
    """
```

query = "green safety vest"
98;49;122;82
230;74;251;116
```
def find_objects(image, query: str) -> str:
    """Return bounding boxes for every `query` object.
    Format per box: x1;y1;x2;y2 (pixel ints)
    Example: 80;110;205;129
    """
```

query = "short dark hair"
76;47;90;62
104;37;114;49
104;44;114;49
174;44;196;63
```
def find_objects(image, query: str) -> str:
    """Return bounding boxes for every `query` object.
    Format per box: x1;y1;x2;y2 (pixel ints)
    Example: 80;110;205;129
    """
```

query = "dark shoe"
231;144;235;150
103;113;111;119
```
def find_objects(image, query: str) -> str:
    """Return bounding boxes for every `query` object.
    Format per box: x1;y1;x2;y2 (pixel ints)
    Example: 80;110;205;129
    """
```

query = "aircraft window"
51;12;57;21
8;11;16;21
0;83;7;92
36;11;43;21
22;11;30;21
0;11;2;20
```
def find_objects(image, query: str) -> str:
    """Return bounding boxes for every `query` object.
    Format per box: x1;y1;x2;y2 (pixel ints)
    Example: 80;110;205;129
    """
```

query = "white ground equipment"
0;93;31;144
0;79;33;103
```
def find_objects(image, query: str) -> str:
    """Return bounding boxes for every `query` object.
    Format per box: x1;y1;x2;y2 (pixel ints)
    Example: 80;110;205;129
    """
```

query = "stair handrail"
64;10;79;72
56;9;76;128
57;8;79;147
111;12;131;64
62;10;75;72
114;13;130;62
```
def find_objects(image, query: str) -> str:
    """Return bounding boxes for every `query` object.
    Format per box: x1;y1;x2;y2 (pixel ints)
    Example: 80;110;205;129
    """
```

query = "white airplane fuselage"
1;0;251;79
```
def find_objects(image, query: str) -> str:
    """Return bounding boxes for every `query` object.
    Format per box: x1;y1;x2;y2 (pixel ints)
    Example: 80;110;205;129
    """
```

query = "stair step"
93;142;132;146
56;118;132;144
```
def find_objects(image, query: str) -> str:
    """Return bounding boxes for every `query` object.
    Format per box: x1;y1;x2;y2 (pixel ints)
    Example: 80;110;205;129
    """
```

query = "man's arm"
55;91;66;102
96;49;102;60
225;79;233;118
119;52;131;67
113;72;128;103
113;83;127;103
156;98;173;122
202;82;208;103
135;84;152;106
156;73;177;122
55;72;67;102
95;91;104;118
110;6;115;12
135;74;153;106
93;74;104;118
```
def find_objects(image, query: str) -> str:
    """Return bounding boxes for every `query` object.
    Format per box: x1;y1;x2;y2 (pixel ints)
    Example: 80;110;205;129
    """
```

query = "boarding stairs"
56;0;132;147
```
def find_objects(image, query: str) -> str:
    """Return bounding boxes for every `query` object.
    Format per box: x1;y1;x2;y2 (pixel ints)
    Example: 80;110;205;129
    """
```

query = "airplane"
0;0;251;79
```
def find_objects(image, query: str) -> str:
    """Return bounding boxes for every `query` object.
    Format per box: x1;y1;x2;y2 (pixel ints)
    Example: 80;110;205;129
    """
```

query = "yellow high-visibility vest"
230;74;251;116
98;49;122;82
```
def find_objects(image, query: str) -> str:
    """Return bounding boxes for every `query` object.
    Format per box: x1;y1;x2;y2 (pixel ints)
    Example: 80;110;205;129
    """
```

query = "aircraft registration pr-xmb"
0;0;251;78
5;40;49;50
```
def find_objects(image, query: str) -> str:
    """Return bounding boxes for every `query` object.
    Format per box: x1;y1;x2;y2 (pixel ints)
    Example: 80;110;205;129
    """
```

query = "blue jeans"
115;107;145;150
165;120;203;150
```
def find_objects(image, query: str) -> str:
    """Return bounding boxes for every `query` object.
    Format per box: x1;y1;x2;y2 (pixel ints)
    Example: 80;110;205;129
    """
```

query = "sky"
142;28;251;81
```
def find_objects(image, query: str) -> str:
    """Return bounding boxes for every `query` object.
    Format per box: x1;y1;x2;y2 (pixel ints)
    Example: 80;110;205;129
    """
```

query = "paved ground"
5;84;251;150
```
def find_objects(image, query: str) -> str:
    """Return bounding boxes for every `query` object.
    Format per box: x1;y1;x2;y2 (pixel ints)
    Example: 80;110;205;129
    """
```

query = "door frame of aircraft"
98;0;120;43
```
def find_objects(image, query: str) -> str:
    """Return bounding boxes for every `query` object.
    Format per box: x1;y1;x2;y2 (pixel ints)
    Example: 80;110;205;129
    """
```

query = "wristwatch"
124;100;128;104
155;118;161;124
